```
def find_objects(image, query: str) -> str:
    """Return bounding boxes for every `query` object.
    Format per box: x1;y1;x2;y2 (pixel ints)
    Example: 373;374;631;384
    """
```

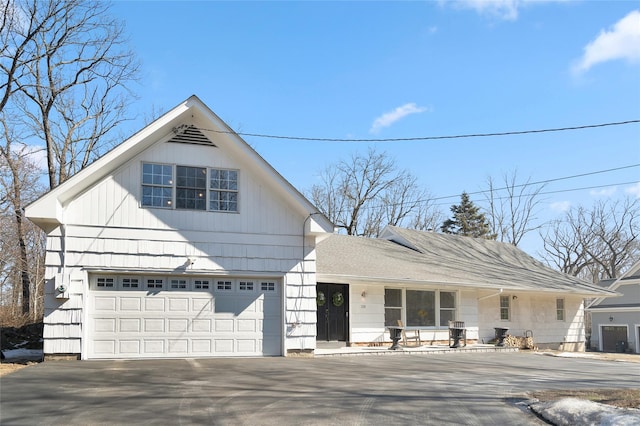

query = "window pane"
406;290;435;327
440;291;455;308
142;163;173;207
384;289;402;307
440;309;455;326
385;308;401;327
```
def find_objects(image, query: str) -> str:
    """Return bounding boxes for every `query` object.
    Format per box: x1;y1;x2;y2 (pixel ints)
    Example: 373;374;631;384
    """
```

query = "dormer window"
141;163;238;212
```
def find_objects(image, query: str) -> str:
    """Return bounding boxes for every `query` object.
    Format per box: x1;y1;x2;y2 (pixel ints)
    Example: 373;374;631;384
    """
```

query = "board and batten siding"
42;140;320;357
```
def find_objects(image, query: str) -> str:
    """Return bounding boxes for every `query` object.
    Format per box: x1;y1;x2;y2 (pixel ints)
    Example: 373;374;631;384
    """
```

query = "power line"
437;180;640;207
429;163;640;202
198;119;640;142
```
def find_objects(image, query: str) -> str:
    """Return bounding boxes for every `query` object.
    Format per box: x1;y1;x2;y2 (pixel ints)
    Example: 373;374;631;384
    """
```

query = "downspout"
477;288;503;301
60;223;68;285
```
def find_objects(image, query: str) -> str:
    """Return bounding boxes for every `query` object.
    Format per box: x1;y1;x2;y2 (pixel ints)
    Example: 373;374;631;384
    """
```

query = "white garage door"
87;276;282;359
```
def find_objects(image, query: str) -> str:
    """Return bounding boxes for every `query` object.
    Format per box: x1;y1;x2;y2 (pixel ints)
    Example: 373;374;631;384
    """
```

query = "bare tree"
3;0;138;189
0;1;66;113
309;148;435;237
540;198;640;282
484;170;545;246
0;113;46;317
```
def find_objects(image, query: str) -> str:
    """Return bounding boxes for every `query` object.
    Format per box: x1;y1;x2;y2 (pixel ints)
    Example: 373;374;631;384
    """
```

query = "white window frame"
261;281;276;292
216;280;233;291
239;280;255;291
556;298;565;321
146;278;164;290
121;277;141;290
141;163;239;213
384;287;459;329
141;162;174;208
500;295;511;321
94;276;116;290
193;278;211;290
170;278;188;290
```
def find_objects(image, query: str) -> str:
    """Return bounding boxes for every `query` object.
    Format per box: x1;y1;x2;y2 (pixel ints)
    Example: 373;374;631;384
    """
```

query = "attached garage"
86;275;282;359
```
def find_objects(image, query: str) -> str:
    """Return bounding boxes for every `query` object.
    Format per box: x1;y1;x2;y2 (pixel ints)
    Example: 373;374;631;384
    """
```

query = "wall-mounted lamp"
361;291;366;298
512;295;518;300
609;316;614;322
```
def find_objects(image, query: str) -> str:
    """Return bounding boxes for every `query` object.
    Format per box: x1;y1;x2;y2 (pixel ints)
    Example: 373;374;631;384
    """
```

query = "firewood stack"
503;335;536;349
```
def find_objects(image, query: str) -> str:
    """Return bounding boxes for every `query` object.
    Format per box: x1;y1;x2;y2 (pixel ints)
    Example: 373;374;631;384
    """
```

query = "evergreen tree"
441;192;495;239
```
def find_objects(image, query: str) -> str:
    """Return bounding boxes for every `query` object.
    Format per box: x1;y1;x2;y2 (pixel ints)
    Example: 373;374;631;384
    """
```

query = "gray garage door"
601;325;627;352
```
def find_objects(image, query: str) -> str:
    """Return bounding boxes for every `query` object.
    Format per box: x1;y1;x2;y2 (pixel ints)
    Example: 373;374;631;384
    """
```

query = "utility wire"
435;181;640;207
197;119;640;142
428;163;640;202
330;162;640;215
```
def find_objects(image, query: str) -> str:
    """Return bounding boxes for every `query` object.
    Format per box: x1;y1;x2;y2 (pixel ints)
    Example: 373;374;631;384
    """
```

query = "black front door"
316;283;348;341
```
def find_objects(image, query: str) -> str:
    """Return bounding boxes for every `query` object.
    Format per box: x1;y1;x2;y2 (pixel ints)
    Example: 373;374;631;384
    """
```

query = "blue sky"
110;1;640;256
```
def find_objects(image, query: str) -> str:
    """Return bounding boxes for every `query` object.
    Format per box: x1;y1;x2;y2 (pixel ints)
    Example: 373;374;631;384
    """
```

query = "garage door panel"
93;340;116;355
237;319;256;332
88;284;282;358
168;339;188;353
144;318;165;332
169;297;189;312
169;319;188;332
192;319;211;332
192;298;212;311
94;318;116;333
237;340;256;353
144;339;164;353
119;340;140;354
215;319;234;332
120;297;141;311
120;318;141;332
192;339;212;352
94;297;116;311
215;339;234;352
145;298;165;311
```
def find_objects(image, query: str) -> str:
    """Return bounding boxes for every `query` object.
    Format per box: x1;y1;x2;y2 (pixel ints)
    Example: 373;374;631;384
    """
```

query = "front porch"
315;341;519;357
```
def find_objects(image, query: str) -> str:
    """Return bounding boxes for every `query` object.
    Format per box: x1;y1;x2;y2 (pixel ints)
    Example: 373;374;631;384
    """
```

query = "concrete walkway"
315;342;519;356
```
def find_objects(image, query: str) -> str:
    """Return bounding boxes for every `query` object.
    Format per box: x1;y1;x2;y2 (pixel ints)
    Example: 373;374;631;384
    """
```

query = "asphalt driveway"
1;352;639;425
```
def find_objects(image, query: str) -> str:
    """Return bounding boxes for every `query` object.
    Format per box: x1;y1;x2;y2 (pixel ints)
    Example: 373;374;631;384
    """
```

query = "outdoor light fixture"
361;291;366;298
609;316;614;322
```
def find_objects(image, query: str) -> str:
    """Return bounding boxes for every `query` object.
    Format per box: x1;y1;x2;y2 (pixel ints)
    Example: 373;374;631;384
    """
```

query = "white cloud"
590;186;617;197
444;0;566;21
450;0;521;21
550;201;571;212
11;143;47;171
370;103;430;134
572;10;640;75
625;182;640;198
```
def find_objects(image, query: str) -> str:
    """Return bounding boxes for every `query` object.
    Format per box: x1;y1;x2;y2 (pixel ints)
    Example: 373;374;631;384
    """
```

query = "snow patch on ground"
530;398;640;426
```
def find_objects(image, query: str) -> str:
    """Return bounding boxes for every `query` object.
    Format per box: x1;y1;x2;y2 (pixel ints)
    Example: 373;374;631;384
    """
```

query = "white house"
316;227;616;351
26;95;616;360
587;260;640;353
25;95;334;359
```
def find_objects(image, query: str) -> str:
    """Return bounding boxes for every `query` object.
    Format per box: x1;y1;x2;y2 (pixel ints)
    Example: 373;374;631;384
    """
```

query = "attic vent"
168;125;216;147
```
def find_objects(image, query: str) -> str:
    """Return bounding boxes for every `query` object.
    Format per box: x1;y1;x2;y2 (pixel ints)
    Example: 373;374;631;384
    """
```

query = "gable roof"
587;259;640;310
25;95;333;234
317;226;615;296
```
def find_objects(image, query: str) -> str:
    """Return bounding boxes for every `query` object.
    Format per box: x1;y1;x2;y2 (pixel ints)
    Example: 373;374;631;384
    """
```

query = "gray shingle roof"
316;226;614;296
